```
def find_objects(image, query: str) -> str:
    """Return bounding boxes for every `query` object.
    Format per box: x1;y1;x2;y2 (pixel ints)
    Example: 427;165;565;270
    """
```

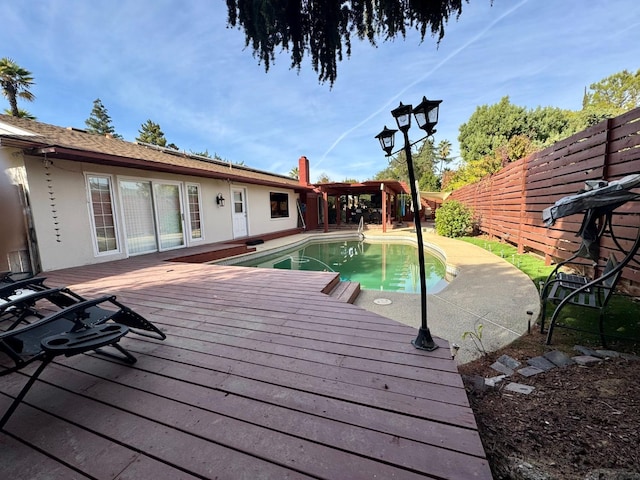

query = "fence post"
602;117;613;181
516;156;528;254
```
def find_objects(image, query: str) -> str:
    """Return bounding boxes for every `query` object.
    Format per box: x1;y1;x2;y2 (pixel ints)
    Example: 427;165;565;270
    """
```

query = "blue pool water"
232;240;447;293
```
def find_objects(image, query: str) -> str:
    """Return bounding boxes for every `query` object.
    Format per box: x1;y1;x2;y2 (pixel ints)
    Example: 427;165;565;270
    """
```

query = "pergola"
314;180;410;233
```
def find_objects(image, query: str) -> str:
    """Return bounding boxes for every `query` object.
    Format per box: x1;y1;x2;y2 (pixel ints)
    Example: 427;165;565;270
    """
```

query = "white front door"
232;188;248;238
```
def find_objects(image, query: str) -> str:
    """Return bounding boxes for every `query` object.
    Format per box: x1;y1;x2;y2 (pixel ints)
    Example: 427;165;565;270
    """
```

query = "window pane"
88;176;118;253
187;184;202;240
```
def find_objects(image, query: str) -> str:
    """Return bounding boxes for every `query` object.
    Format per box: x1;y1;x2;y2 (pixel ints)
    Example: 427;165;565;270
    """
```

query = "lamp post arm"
387;134;430;158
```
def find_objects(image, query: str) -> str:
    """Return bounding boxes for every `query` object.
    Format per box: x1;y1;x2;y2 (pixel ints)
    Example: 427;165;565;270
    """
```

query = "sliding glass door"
119;180;157;255
154;183;185;250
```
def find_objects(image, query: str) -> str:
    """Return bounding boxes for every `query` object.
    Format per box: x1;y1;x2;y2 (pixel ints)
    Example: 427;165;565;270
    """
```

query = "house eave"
25;146;313;193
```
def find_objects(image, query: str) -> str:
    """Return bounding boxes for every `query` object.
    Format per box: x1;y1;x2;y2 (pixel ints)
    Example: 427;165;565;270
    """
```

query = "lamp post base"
411;327;438;351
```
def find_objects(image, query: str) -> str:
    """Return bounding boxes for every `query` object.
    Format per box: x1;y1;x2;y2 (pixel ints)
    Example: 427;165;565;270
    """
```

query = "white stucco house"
0;114;317;273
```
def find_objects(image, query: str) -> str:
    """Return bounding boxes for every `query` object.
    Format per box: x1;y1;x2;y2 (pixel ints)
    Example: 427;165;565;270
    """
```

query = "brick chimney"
298;156;310;186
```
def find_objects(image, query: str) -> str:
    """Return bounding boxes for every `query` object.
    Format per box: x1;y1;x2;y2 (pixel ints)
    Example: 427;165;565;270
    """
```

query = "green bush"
435;200;473;237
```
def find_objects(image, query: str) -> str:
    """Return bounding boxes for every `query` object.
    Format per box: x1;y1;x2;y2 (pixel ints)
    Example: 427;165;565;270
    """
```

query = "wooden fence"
450;107;640;294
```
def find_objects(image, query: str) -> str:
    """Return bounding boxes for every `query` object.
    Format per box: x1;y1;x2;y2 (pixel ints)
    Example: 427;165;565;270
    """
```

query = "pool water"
232;240;447;293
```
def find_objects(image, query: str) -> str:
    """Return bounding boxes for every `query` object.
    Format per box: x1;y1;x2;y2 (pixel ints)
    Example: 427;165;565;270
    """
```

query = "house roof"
315;180;410;196
0;114;311;192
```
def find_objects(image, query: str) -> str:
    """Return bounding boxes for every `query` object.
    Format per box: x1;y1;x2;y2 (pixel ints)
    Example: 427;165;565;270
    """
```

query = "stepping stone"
485;375;507;388
526;356;556;371
572;355;602;366
518;366;544;377
490;361;514;376
504;382;535;394
544;350;575;367
574;345;598;356
496;354;521;370
595;349;619;358
620;352;640;361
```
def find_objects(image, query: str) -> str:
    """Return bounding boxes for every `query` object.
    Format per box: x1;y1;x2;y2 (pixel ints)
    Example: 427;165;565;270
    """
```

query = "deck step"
167;244;256;263
328;281;361;304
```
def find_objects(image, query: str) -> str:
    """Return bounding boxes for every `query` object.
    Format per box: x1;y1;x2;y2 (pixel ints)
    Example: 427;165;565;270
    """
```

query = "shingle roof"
0;114;308;191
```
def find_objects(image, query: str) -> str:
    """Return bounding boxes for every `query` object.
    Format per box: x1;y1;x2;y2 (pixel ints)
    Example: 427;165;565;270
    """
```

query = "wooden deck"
0;250;492;479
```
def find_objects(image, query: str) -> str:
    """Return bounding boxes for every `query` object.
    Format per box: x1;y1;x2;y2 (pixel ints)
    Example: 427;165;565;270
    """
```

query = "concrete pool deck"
247;229;541;364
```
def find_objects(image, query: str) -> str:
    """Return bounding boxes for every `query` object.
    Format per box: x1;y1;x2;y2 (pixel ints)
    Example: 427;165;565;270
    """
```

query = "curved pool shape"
232;240;447;294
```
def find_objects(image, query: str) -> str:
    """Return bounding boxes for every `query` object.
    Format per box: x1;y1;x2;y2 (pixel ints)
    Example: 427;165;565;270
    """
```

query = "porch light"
216;193;225;207
375;95;443;352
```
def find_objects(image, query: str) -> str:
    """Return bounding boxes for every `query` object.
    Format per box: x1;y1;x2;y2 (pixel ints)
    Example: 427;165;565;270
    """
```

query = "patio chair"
0;271;35;283
1;286;166;340
0;297;139;429
0;277;51;316
0;287;66;330
0;277;49;298
541;254;622;346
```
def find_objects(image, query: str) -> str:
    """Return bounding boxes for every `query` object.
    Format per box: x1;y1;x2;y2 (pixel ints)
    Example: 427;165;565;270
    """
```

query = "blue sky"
2;1;639;182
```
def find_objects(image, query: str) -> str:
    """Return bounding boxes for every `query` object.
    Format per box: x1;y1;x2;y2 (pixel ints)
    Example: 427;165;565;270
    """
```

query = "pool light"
375;96;442;352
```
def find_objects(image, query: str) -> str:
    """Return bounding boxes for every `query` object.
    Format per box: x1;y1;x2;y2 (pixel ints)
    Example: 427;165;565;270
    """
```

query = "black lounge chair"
0;287;66;330
0;277;49;299
0;280;166;341
0;298;141;429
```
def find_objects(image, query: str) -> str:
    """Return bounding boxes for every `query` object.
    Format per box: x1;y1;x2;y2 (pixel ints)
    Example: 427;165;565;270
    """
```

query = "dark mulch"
458;330;640;480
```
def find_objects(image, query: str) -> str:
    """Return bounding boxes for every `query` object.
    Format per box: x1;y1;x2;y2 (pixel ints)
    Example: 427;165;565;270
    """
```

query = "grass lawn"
461;235;640;353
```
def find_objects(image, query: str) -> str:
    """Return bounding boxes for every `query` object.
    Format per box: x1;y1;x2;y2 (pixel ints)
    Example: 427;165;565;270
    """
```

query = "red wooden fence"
450;107;640;294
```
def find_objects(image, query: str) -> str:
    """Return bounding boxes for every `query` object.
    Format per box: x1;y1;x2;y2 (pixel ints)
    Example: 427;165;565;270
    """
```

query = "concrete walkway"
223;229;541;364
356;230;540;364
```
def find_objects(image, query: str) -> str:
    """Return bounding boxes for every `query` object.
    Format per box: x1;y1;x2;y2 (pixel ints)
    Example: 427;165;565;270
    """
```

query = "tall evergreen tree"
0;57;35;116
136;119;168;147
85;98;122;138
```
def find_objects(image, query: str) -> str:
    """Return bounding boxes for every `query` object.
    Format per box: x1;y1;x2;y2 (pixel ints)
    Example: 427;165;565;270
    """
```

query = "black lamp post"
375;96;442;351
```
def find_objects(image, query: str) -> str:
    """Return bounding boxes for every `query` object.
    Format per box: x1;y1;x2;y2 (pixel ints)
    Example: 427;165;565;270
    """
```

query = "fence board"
450;107;640;294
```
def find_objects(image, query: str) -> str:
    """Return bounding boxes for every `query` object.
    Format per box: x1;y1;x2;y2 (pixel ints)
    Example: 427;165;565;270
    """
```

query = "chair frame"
541;254;622;346
540;189;640;346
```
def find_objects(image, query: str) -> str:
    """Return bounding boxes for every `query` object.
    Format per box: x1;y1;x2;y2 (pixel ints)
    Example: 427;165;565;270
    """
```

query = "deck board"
0;250;491;479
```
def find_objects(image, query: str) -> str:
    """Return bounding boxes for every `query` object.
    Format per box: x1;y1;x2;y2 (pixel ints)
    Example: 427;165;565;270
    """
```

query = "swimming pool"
230;239;447;294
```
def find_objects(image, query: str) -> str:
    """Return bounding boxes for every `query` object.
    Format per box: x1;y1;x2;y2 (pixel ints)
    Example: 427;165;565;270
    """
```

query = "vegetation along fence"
450;107;640;294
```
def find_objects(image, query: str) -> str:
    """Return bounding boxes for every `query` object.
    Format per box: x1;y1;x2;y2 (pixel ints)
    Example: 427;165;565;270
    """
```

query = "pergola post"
323;191;329;233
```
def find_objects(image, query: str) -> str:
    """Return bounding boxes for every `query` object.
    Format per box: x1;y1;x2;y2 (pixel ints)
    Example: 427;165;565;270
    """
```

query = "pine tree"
136;119;168;147
85;98;122;138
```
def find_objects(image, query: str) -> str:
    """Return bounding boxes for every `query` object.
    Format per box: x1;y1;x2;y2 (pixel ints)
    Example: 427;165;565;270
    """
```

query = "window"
186;184;203;240
270;192;289;218
87;175;118;254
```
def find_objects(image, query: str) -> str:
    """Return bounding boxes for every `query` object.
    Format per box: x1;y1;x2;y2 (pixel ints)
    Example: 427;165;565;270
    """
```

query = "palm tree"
436;140;453;174
0;58;35;116
3;107;36;119
289;166;299;179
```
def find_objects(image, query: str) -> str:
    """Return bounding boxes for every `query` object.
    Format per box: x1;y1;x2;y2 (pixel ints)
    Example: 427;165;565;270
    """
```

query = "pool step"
328;281;361;304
